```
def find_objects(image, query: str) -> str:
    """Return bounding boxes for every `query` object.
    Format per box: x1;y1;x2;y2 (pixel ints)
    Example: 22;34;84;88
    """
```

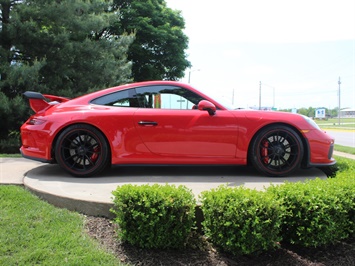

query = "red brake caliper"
261;139;269;164
91;146;100;162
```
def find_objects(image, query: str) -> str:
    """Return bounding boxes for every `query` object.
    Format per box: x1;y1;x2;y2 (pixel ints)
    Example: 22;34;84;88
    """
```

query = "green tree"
297;107;316;117
1;0;134;98
0;90;29;152
329;107;338;118
111;0;190;81
0;1;18;97
297;107;309;116
0;0;134;152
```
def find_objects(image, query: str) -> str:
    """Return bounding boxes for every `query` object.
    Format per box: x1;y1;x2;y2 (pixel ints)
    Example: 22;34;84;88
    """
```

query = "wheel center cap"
274;146;284;156
77;146;87;156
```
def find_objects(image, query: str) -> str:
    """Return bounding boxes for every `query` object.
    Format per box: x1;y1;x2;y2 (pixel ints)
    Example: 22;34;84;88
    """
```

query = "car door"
133;85;239;158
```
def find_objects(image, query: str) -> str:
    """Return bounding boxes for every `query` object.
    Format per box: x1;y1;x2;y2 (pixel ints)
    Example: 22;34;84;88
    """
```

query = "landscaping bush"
200;186;283;255
109;157;355;253
325;176;355;235
0;93;29;154
334;156;355;177
111;184;196;249
0;131;21;154
267;178;352;247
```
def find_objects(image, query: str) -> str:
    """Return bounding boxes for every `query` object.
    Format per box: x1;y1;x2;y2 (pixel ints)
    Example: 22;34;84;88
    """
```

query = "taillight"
27;118;46;125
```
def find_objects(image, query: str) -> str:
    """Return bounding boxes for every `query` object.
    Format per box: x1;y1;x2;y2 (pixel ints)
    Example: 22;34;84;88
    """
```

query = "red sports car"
20;80;335;177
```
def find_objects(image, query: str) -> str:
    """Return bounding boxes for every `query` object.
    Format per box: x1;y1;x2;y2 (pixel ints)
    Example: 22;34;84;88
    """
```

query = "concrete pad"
24;163;326;218
0;158;42;185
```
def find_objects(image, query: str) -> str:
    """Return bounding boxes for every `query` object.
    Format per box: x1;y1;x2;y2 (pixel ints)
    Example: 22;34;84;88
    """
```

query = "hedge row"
111;166;355;255
267;177;355;247
200;186;282;255
0;134;21;154
111;184;196;249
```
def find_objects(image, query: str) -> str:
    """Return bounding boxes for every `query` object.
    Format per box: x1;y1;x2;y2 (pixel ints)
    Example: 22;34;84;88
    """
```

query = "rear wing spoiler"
23;91;70;113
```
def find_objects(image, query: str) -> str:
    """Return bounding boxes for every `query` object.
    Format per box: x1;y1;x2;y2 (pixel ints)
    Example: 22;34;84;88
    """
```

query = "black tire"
55;124;110;177
250;125;304;177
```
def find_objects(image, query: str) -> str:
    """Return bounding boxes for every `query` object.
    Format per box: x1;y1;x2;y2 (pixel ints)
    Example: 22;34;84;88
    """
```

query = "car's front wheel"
250;125;304;176
55;124;110;177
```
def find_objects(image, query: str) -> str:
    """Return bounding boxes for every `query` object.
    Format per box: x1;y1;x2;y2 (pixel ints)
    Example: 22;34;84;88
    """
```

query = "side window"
135;86;204;110
91;89;140;107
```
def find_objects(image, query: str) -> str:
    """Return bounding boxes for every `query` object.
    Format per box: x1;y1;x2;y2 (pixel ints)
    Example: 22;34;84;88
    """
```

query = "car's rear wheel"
55;124;110;177
250;125;304;176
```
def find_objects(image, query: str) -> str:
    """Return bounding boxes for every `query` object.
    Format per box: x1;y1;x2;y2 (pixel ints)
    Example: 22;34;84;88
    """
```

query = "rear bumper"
20;147;53;163
20;120;54;163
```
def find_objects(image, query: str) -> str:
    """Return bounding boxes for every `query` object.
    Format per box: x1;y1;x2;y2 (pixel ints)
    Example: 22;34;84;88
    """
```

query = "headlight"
301;115;321;130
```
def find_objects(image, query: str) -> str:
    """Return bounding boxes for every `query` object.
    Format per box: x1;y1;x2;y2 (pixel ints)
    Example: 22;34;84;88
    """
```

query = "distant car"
20;80;335;177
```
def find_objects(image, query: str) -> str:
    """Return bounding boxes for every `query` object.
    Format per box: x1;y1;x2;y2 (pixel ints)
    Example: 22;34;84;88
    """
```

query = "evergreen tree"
0;0;134;151
0;0;134;98
112;0;190;81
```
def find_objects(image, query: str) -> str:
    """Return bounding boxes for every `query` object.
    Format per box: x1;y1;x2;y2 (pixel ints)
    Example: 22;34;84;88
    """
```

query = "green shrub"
267;178;351;247
111;184;196;249
326;176;355;235
320;156;355;178
334;156;355;177
0;132;21;154
0;93;29;153
200;186;282;255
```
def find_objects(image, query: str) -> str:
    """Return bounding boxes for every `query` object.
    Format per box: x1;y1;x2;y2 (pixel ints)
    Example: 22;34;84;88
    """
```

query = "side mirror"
198;100;216;116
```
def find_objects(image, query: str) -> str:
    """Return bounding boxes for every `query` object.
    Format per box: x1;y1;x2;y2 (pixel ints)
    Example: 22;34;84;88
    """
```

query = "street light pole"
338;77;341;125
259;81;276;110
188;69;200;83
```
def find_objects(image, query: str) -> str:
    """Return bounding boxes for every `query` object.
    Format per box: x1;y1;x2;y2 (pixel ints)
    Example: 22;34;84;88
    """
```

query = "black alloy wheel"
55;124;110;177
250;125;304;176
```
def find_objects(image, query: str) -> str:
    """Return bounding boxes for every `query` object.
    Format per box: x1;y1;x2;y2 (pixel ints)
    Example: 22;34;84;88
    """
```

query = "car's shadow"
25;163;326;187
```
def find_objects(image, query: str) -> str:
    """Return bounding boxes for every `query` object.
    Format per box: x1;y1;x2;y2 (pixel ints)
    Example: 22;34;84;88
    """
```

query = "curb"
28;185;115;219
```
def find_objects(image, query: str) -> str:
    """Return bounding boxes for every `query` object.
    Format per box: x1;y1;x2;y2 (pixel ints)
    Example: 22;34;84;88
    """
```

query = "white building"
340;108;355;118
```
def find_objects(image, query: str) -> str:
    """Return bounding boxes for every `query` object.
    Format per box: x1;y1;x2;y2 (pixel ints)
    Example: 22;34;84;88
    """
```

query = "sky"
165;0;355;110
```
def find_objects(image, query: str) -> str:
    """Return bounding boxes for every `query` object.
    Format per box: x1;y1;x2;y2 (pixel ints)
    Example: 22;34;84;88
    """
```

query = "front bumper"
303;129;336;168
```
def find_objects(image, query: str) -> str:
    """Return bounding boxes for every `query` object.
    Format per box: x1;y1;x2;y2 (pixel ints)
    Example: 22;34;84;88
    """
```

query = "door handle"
138;121;158;126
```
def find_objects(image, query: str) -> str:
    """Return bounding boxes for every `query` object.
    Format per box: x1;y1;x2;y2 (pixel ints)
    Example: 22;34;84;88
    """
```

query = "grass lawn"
0;153;22;158
0;186;124;266
335;144;355;155
316;117;355;130
314;118;355;155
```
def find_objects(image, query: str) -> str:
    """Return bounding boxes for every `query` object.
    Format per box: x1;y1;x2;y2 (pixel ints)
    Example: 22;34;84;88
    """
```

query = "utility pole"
338;77;341;125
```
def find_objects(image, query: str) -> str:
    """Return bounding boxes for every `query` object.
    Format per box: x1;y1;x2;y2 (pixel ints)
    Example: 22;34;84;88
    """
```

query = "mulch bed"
85;216;355;266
